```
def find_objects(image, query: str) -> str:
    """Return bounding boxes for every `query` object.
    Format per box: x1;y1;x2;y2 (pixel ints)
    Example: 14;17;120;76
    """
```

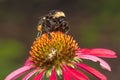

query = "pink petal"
5;65;33;80
63;64;89;80
61;67;72;80
77;48;117;58
24;58;34;66
77;63;107;80
79;54;111;71
33;69;45;80
50;67;57;80
22;69;38;80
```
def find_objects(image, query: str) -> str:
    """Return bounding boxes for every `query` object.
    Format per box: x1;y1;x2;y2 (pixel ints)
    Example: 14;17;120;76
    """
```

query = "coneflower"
5;31;117;80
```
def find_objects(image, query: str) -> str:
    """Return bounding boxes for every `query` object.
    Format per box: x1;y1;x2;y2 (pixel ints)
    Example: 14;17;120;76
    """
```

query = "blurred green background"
0;0;120;80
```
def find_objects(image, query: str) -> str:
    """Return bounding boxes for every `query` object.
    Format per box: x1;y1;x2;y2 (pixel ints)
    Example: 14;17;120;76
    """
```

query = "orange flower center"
29;31;78;68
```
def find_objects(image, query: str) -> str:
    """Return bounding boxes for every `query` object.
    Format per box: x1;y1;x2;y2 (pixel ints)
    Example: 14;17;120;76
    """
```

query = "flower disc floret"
29;31;78;68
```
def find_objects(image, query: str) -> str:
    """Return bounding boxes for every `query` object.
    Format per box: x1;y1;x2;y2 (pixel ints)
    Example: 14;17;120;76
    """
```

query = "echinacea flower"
5;31;117;80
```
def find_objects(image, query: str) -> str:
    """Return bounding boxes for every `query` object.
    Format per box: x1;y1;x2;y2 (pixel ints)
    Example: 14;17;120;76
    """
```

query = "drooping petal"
5;65;33;80
77;48;117;58
24;58;34;66
77;63;107;80
63;64;89;80
79;54;111;71
90;48;117;58
61;67;72;80
33;69;45;80
50;67;57;80
76;48;89;54
22;69;38;80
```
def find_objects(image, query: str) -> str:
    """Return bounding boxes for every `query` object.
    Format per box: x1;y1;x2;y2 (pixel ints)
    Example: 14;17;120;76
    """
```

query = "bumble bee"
37;10;69;39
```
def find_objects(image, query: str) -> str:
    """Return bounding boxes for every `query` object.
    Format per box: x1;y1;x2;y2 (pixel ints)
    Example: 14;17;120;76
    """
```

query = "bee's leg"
48;32;52;40
37;31;42;37
60;21;69;34
64;26;69;34
44;25;52;39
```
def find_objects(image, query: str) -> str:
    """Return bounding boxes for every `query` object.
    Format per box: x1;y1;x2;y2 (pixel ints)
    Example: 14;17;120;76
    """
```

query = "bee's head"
49;10;66;19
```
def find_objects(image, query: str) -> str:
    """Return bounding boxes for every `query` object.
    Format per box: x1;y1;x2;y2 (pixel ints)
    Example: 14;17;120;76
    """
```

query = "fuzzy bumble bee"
37;10;69;39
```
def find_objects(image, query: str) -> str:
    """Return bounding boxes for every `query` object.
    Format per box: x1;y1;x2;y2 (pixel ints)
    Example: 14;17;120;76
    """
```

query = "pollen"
29;31;78;68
